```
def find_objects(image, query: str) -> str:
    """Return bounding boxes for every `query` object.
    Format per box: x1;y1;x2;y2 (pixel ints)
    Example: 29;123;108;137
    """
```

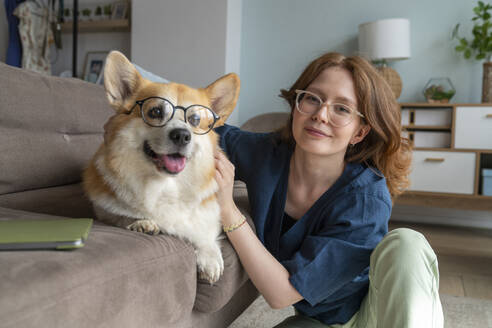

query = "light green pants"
274;228;444;328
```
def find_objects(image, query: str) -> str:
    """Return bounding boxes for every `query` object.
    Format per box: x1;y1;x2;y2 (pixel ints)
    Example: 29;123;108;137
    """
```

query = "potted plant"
94;6;103;20
453;1;492;102
103;4;112;19
81;8;92;21
63;8;72;22
423;78;456;103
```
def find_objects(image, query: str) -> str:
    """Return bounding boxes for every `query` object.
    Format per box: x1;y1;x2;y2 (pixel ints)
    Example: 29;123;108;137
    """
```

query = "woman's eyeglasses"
295;89;364;127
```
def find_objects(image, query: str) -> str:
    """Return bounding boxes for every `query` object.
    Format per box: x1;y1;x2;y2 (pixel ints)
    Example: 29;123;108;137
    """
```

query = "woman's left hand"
214;150;237;223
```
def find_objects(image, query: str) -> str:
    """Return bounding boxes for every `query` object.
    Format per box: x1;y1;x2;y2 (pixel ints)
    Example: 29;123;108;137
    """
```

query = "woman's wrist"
223;215;247;233
221;205;246;232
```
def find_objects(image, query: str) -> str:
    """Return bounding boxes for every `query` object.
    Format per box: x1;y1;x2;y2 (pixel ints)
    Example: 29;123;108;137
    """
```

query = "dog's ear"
205;73;240;126
104;50;142;110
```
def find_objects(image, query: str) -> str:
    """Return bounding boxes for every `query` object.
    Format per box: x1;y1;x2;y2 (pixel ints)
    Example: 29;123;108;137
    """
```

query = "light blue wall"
238;0;482;124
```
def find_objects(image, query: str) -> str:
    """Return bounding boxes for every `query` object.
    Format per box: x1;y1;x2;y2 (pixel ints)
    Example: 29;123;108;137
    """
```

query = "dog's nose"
170;128;191;146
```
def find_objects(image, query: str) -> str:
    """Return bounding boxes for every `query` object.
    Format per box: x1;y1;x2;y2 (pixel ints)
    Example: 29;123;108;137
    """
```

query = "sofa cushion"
0;63;113;195
0;183;94;218
0;206;197;328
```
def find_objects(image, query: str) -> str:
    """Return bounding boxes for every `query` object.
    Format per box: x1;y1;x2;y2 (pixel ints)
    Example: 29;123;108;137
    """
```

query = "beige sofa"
0;62;260;328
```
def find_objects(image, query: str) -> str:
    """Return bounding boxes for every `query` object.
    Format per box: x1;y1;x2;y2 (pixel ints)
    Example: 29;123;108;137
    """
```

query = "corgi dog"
83;51;240;284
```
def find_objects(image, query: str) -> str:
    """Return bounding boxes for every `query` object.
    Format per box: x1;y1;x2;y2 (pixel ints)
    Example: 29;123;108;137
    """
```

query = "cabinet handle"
425;158;445;162
486;114;492;118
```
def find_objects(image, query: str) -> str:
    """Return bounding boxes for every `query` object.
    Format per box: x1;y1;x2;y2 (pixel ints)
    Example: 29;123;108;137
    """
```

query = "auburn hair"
278;52;412;199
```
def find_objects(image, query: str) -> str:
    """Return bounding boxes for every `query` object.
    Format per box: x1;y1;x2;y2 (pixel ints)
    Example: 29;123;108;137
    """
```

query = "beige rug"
229;294;492;328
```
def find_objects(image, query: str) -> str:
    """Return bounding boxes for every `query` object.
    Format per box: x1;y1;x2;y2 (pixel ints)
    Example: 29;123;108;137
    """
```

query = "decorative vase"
423;77;456;104
482;62;492;103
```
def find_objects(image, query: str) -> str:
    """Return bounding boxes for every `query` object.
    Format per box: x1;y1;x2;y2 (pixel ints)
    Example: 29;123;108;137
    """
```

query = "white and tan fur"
83;51;240;283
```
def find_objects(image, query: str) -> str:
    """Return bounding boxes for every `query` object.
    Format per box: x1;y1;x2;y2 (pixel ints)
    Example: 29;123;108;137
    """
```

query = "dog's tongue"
156;154;186;173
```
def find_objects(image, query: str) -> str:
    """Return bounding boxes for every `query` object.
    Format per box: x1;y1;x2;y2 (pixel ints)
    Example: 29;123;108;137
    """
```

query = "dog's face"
102;51;240;176
123;83;217;175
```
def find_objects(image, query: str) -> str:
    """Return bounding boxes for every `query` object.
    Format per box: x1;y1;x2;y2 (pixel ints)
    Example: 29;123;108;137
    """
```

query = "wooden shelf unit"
61;19;131;33
398;103;492;211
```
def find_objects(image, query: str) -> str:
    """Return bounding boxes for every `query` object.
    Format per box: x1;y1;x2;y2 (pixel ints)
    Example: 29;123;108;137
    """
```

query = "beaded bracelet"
223;216;247;233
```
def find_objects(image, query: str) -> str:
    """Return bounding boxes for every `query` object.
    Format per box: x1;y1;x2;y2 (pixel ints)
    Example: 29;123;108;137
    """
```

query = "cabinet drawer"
409;151;476;194
455;106;492;149
414;108;452;126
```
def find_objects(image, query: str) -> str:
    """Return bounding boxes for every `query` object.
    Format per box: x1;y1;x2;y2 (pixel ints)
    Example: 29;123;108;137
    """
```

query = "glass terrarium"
423;78;456;103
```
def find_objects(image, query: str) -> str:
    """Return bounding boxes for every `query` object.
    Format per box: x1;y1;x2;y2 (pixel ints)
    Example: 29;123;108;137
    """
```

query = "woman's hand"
214;150;239;225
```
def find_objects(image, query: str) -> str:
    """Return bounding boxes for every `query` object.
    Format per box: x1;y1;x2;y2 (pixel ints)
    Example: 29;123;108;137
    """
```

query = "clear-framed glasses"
130;97;220;135
294;89;364;127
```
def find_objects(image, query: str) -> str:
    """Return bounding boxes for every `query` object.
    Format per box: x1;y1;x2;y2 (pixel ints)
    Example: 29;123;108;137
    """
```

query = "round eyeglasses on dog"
130;97;220;135
295;89;364;127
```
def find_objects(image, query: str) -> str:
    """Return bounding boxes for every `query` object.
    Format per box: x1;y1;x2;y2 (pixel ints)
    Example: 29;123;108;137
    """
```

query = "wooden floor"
389;221;492;300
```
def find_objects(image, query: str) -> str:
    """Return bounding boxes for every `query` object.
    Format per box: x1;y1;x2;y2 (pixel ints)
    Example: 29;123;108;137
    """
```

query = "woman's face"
291;67;370;158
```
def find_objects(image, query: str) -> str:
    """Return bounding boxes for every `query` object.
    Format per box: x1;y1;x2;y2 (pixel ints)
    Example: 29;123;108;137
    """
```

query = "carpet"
229;294;492;328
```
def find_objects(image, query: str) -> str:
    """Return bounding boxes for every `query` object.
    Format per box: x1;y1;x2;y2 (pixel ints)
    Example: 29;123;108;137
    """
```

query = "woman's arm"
215;151;303;309
224;206;303;309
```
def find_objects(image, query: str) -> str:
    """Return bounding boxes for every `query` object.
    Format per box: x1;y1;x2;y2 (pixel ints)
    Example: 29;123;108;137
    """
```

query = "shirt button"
63;134;70;142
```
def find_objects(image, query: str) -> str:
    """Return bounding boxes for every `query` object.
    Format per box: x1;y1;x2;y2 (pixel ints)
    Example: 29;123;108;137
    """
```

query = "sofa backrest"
0;63;113;195
240;112;289;133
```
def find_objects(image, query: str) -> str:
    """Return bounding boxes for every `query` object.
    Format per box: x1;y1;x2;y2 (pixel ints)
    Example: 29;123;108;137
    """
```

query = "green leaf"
450;1;492;61
452;23;460;39
473;27;482;38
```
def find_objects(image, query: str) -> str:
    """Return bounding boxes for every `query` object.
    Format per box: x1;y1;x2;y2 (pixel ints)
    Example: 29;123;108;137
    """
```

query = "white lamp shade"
358;18;411;61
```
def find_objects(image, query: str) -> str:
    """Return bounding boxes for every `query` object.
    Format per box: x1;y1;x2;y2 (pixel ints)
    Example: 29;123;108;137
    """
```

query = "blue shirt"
215;124;391;325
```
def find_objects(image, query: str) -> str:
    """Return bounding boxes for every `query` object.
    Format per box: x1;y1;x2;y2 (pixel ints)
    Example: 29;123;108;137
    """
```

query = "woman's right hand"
214;150;240;225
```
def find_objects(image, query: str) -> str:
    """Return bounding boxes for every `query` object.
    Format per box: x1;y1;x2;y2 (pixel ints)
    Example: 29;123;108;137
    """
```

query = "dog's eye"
148;107;163;119
188;113;201;127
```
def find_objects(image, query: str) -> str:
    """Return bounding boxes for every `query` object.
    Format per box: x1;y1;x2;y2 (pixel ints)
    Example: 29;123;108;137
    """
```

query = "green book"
0;218;93;250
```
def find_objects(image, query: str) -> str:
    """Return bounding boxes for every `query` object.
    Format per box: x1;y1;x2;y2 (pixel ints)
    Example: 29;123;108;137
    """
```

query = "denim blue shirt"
215;124;391;325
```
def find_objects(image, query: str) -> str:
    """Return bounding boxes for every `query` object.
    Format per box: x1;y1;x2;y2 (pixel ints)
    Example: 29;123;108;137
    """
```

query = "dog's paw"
126;219;160;235
196;245;224;284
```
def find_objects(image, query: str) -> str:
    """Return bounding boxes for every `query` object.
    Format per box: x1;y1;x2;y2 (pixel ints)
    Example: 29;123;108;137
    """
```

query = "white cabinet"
400;103;492;203
455;106;492;149
409;151;476;194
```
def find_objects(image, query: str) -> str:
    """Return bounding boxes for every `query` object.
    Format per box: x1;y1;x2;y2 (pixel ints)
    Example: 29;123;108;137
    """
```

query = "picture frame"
111;1;128;20
83;51;108;84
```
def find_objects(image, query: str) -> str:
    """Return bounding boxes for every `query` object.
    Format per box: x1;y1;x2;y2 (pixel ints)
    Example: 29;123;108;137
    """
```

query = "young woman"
214;52;444;328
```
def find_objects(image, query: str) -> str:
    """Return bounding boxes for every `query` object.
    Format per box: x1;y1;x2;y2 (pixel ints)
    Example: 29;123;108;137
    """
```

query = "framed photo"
83;51;108;84
111;1;128;20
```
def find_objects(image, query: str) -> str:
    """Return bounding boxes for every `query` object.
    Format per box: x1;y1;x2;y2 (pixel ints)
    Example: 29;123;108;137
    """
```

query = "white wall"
224;0;242;125
239;0;482;125
131;0;241;125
